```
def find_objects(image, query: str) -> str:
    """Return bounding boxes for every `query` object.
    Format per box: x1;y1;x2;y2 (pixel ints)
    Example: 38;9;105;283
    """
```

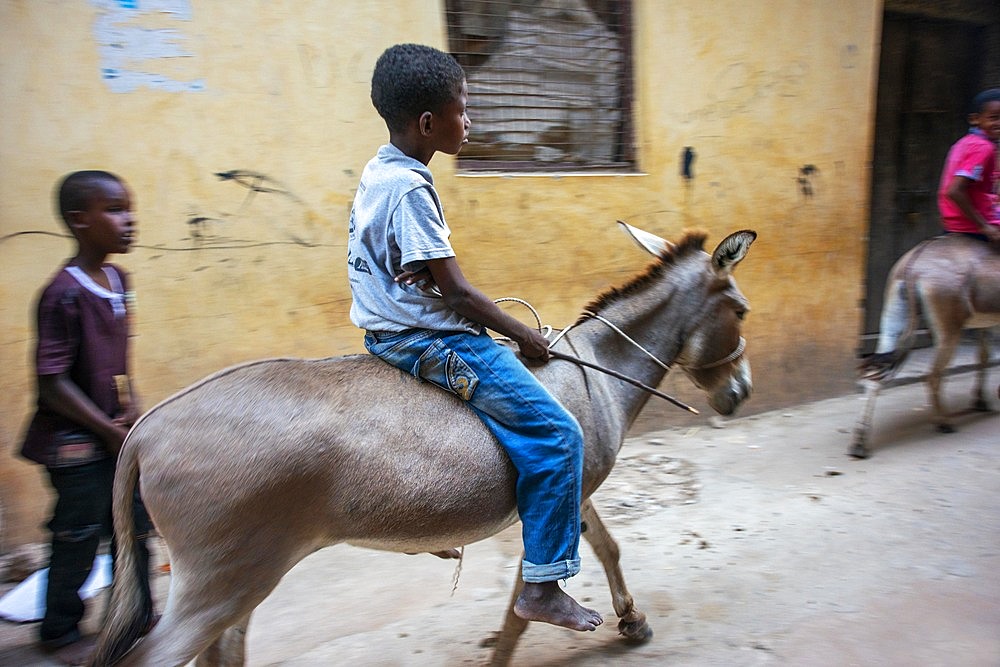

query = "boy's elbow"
442;286;477;313
37;373;59;392
945;178;967;202
442;289;471;311
37;374;65;404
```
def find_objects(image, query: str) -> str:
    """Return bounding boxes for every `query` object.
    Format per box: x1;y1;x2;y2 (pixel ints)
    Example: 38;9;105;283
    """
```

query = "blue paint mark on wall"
91;0;204;93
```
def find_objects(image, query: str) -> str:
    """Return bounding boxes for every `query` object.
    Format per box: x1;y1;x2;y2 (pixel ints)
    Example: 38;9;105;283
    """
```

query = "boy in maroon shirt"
19;170;154;664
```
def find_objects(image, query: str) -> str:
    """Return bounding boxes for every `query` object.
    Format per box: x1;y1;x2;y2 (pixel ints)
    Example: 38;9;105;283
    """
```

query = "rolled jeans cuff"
522;557;581;583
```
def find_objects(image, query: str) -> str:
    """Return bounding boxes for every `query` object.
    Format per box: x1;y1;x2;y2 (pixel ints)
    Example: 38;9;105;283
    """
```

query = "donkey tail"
89;438;153;666
858;350;904;381
859;268;920;381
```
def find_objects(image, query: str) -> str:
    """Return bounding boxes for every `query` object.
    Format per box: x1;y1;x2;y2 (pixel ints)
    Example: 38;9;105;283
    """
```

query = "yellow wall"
0;1;881;546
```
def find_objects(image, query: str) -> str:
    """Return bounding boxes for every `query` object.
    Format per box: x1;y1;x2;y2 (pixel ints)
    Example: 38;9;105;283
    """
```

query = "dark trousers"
40;459;153;648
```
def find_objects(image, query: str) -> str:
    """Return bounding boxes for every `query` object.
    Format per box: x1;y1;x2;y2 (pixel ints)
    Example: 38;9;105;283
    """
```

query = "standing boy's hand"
39;373;132;456
104;422;131;456
115;399;142;429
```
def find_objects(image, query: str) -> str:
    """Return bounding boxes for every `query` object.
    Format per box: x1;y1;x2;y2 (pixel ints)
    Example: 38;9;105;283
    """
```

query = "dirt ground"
1;367;998;666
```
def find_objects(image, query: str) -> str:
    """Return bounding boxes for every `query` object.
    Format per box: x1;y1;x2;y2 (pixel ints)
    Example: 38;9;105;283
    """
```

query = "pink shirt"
937;129;999;234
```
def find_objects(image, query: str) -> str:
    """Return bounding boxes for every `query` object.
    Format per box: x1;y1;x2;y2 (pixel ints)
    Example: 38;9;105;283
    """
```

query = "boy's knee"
562;412;584;447
556;419;585;469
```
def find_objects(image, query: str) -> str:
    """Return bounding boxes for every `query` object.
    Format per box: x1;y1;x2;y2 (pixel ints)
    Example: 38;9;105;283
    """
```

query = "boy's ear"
65;210;88;231
418;111;433;136
968;112;980;126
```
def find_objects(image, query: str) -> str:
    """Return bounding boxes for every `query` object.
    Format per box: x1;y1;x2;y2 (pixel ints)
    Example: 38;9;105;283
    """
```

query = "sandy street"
1;368;998;666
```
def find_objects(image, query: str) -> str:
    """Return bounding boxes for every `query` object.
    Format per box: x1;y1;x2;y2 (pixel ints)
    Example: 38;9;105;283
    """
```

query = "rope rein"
493;297;745;414
496;299;670;370
578;311;673;371
495;297;744;372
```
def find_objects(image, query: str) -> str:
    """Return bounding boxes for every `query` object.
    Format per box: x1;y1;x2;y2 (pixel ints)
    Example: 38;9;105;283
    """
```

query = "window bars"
445;0;635;172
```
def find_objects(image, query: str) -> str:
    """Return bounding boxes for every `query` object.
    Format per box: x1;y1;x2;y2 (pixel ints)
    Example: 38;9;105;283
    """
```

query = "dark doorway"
860;12;985;354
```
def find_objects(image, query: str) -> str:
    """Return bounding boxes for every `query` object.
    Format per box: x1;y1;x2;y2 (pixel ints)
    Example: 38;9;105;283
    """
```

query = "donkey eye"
735;309;747;321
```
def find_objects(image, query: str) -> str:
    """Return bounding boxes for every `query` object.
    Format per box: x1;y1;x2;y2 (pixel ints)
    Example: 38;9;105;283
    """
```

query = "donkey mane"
579;230;708;320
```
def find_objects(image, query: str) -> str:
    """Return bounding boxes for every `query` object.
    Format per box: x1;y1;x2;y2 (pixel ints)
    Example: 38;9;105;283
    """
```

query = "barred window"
445;0;634;172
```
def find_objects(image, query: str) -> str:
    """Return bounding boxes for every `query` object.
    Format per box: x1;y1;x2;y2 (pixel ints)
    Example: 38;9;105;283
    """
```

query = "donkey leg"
850;380;881;459
972;330;991;412
195;613;251;667
580;499;651;642
120;554;288;666
488;560;529;667
119;596;236;666
927;330;961;433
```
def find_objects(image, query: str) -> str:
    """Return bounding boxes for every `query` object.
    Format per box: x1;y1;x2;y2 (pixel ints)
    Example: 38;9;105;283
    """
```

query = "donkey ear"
618;220;675;256
711;230;757;275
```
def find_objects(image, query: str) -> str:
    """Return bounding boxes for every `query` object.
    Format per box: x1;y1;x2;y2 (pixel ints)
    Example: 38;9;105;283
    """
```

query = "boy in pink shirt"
937;88;1000;247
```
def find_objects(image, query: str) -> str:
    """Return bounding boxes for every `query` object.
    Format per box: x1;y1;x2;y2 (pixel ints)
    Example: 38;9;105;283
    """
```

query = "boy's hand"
103;422;131;456
394;267;436;290
115;398;142;429
517;329;551;364
984;224;1000;247
40;373;135;456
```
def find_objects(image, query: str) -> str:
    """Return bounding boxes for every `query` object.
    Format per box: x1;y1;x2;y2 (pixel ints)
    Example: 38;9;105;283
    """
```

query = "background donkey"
853;234;1000;458
90;223;756;666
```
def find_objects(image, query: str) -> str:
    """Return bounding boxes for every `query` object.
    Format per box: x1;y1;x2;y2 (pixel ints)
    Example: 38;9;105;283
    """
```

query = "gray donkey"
91;222;757;665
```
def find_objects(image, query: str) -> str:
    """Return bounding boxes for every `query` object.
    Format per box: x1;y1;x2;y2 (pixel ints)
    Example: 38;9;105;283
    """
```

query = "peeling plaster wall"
0;1;882;546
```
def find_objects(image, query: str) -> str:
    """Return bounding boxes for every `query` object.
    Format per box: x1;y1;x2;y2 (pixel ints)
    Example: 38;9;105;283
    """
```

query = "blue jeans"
365;328;584;582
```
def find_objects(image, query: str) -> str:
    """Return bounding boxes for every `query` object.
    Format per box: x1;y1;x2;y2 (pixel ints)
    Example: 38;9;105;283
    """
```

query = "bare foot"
429;548;461;559
513;581;603;631
404;548;462;559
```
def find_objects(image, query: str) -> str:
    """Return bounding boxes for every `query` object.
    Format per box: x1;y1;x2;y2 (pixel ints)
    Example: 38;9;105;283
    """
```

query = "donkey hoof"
936;423;956;434
618;618;653;644
972;399;989;412
849;435;869;459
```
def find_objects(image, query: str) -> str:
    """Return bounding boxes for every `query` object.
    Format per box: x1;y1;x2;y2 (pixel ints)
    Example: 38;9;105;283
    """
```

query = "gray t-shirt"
348;144;480;334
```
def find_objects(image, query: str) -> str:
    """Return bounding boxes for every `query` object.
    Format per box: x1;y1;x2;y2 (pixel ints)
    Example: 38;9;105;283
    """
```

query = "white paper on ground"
0;554;112;623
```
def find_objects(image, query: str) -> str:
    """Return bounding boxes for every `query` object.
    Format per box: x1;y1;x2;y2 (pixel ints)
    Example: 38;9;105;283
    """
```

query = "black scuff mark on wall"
167;169;331;253
797;164;819;198
214;170;306;214
681;146;696;180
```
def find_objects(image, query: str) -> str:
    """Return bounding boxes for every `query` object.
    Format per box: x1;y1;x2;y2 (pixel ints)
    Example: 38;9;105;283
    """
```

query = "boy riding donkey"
864;87;1000;377
347;43;603;633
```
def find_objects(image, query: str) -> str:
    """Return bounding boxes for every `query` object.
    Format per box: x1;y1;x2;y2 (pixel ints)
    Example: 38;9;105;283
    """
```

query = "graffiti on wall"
179;170;329;252
0;170;331;256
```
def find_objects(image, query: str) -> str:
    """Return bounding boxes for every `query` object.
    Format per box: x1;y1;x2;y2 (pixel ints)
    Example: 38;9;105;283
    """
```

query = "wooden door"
860;12;984;353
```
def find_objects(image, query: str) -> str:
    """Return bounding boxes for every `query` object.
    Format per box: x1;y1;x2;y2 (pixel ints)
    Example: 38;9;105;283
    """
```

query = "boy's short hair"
371;43;465;133
970;88;1000;115
56;170;122;223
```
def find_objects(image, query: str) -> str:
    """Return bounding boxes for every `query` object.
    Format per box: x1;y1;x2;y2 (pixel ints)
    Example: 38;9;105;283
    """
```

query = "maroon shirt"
20;264;131;465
